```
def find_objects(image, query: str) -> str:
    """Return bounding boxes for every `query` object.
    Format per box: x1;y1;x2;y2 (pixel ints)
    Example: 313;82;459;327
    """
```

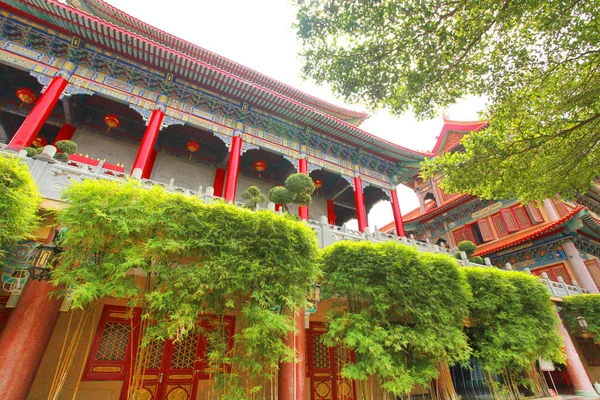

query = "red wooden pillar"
327;199;336;225
8;61;77;151
0;280;62;400
390;187;406;237
298;157;309;221
279;309;306;400
131;95;167;179
224;123;244;202
557;313;596;396
213;167;226;197
354;174;368;232
53;123;76;144
141;148;157;180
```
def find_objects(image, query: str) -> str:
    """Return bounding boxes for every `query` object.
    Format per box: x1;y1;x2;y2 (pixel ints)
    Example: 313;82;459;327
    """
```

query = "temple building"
381;119;600;397
0;0;597;399
0;0;423;399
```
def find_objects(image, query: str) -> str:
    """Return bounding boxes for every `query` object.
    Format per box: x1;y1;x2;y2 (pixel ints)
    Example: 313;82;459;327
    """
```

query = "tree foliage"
455;240;484;265
0;155;40;249
241;186;266;210
562;294;600;343
268;173;315;209
296;0;600;200
463;268;565;374
52;179;320;396
318;241;471;395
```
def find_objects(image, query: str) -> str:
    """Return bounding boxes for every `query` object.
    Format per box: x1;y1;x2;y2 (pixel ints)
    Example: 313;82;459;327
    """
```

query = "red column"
213;167;226;197
298;158;309;221
8;62;76;151
557;315;596;396
327;199;336;225
279;309;306;400
0;279;62;400
131;97;167;178
354;175;368;232
141;148;157;180
53;123;76;144
390;187;406;237
224;131;243;202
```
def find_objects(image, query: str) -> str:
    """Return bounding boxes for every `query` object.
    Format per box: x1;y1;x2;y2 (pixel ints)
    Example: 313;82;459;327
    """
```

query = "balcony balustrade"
2;144;590;298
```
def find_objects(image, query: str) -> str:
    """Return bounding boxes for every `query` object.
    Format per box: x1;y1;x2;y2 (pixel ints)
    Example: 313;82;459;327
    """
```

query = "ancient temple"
381;119;600;397
0;0;428;399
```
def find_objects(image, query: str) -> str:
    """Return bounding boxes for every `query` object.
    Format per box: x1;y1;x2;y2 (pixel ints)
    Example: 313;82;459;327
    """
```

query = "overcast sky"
105;0;485;229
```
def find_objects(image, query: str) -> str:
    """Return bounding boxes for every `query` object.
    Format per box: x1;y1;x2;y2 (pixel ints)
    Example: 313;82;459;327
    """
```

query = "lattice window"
477;218;495;242
526;204;544;224
584;259;600;290
313;335;330;370
513;206;532;229
96;322;131;361
492;213;509;238
453;226;476;244
501;209;519;232
143;339;165;370
532;264;573;285
171;332;200;370
553;199;570;218
575;337;600;366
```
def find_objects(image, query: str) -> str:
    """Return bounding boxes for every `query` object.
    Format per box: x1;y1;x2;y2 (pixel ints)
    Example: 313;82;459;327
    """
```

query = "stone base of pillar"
574;389;599;397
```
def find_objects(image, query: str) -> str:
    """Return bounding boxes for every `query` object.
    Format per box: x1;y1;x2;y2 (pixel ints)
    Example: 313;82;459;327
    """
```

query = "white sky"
106;0;485;229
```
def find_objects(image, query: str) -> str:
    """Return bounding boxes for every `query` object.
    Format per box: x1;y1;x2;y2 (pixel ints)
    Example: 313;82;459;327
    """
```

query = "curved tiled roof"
474;206;585;256
67;0;369;125
1;0;429;167
431;120;487;155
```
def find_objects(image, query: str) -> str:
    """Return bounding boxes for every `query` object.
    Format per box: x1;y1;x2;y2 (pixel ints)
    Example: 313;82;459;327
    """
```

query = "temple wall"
71;128;138;172
69;127;329;220
27;299;125;400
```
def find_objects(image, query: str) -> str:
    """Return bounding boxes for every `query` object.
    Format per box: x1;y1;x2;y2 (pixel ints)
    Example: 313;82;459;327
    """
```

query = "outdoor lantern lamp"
308;283;321;306
577;316;589;331
28;243;60;281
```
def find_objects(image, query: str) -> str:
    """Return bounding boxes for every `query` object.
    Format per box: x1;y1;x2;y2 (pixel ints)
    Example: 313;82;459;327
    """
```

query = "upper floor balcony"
2;145;590;299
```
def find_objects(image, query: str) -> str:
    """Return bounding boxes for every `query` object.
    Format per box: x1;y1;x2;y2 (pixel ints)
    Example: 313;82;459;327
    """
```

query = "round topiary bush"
22;147;42;157
285;173;315;195
269;186;294;205
53;153;69;163
457;240;478;255
55;140;77;155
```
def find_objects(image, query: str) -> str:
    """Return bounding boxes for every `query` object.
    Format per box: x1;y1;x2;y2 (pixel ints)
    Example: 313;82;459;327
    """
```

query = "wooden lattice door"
308;323;356;400
126;333;202;400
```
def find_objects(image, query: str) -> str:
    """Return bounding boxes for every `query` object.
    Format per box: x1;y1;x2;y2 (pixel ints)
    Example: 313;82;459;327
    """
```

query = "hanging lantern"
186;139;200;160
254;160;267;172
313;179;323;189
16;87;37;106
31;136;48;148
254;160;267;179
103;114;121;131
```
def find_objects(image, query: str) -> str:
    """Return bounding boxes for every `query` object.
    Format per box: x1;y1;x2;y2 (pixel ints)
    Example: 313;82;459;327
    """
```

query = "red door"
308;323;356;400
128;333;201;400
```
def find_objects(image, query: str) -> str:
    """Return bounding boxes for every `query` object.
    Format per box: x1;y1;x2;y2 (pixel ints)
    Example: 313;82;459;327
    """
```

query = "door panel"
308;323;356;400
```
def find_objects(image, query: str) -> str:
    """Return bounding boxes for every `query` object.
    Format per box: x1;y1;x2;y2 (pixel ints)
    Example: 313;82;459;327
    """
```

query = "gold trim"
92;366;122;373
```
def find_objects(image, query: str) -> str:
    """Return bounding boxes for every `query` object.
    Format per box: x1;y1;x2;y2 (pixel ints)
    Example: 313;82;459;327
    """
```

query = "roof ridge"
69;0;369;122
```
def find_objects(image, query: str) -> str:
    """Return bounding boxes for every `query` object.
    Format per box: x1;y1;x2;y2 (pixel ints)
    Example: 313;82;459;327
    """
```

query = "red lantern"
16;88;37;105
186;139;200;160
313;179;323;189
31;136;48;148
104;114;121;131
254;160;267;173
